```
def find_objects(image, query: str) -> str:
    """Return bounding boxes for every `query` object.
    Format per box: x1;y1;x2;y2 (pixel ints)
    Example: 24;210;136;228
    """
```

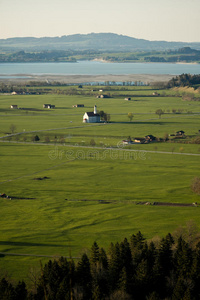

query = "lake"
0;60;200;78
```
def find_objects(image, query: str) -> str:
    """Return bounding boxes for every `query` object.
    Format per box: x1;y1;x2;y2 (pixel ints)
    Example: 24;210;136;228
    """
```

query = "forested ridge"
1;227;200;300
0;47;200;63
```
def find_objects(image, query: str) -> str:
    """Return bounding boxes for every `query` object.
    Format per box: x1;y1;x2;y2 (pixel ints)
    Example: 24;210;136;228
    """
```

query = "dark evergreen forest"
1;229;200;300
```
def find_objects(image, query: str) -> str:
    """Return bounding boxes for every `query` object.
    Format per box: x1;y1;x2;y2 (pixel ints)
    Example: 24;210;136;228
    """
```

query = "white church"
83;105;101;123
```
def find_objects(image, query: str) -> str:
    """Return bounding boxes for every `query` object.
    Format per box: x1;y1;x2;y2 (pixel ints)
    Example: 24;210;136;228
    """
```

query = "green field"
0;86;200;282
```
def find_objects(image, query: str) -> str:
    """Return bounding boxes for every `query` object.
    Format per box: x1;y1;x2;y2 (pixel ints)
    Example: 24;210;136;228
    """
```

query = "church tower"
94;105;97;114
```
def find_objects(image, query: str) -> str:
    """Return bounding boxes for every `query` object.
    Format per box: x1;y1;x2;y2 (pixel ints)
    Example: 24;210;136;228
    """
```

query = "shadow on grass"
56;107;70;109
0;241;67;248
111;121;169;125
20;108;43;111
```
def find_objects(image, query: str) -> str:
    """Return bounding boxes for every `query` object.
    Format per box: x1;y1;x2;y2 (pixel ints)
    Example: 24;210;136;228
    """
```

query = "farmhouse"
48;105;55;109
100;94;110;98
176;130;185;137
83;105;100;123
122;140;133;145
73;104;84;108
10;105;18;109
124;97;131;101
43;104;55;109
145;135;156;142
134;138;145;144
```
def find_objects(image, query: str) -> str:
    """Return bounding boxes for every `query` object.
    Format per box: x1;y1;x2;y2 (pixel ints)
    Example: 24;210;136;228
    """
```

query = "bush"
191;177;200;195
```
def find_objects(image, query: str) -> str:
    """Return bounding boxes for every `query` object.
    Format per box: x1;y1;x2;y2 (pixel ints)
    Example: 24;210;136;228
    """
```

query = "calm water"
0;60;200;77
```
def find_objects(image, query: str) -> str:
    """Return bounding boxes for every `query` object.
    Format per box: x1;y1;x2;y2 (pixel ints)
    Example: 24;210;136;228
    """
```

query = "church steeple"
94;105;97;114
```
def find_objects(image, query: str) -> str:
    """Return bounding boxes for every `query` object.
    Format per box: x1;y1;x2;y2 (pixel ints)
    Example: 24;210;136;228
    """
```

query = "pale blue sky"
0;0;199;42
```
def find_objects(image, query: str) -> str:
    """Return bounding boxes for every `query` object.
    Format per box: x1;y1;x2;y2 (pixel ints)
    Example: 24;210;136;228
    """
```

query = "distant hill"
1;33;200;52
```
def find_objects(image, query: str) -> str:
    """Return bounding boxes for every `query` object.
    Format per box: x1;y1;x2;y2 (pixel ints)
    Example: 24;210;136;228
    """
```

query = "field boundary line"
0;252;80;259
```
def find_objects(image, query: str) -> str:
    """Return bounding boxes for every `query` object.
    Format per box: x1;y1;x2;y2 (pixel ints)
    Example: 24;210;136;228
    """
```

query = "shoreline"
93;58;199;65
0;74;174;84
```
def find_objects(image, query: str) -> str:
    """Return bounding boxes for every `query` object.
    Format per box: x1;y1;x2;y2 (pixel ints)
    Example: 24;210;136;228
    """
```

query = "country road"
0;139;200;157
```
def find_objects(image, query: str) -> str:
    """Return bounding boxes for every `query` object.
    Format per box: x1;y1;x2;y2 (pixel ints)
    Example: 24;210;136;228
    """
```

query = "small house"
124;97;131;101
43;104;51;108
73;104;84;108
122;140;133;145
48;105;55;109
176;130;185;137
134;138;145;144
43;104;55;109
145;135;156;142
100;94;110;98
10;105;18;109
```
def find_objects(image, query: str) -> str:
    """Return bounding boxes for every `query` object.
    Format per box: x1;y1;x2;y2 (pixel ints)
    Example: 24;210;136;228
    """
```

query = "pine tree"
119;238;132;272
108;242;122;291
14;281;27;300
0;278;15;300
189;243;200;299
76;253;92;300
172;277;186;300
130;231;146;265
130;231;145;251
174;236;193;279
158;233;174;277
118;267;129;294
99;247;108;270
153;234;174;298
90;241;100;266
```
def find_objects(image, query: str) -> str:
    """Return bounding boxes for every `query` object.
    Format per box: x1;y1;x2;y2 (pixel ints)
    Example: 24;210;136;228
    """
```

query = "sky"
0;0;200;42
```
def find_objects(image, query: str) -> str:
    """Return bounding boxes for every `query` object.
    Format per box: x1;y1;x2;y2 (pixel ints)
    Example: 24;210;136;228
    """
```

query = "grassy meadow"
0;85;200;282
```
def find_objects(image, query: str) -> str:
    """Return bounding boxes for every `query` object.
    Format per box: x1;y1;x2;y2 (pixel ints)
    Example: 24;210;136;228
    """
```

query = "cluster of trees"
144;55;200;63
0;50;88;63
182;95;200;102
144;47;200;63
0;279;27;300
155;109;164;119
167;74;200;88
2;228;200;299
102;55;139;62
98;111;111;122
0;49;104;63
101;48;200;63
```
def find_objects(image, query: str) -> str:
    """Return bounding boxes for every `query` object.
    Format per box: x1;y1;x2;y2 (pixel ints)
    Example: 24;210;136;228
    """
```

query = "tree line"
167;74;200;88
1;47;200;63
1;225;200;299
0;50;100;63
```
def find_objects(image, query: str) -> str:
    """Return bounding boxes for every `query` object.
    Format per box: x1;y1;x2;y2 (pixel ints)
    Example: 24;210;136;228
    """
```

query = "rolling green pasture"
0;88;200;281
